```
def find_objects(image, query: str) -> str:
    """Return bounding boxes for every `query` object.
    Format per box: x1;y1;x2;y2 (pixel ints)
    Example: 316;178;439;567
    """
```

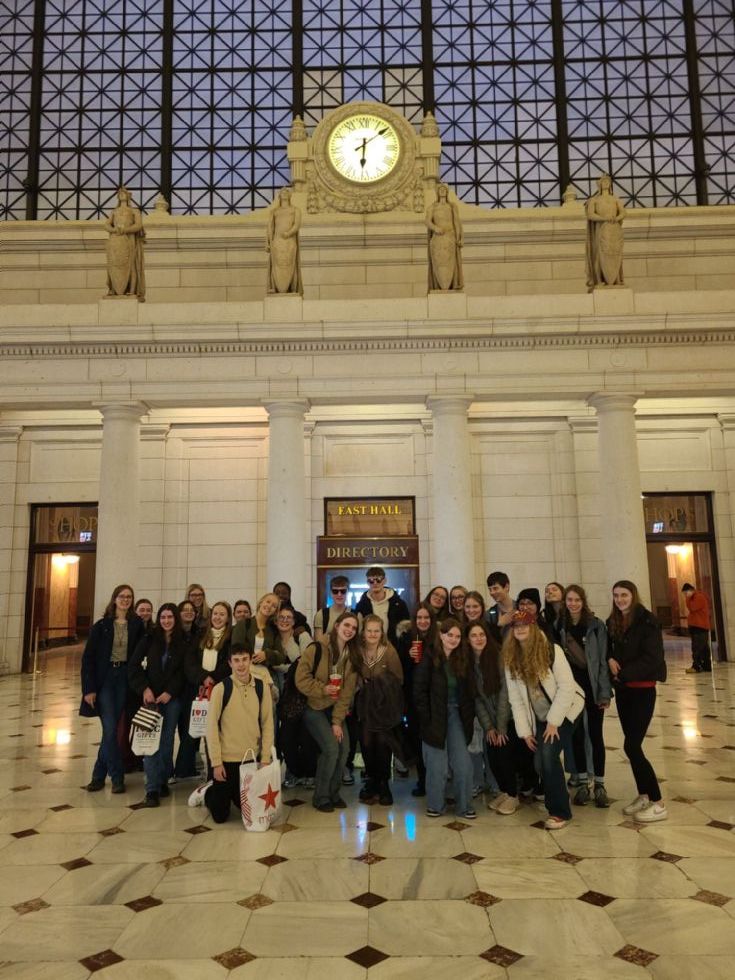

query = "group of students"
80;567;669;828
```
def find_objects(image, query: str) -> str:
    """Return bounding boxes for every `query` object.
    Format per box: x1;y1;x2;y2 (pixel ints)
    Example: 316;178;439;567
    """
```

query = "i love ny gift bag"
188;698;210;738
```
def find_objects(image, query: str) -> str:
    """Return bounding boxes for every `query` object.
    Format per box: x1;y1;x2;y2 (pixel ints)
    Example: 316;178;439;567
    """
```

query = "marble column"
93;403;146;618
0;427;22;673
426;396;476;590
588;393;650;606
264;399;309;610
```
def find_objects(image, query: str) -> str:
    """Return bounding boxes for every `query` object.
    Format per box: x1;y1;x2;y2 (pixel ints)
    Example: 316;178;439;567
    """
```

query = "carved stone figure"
421;111;440;138
266;187;302;295
104;186;145;301
426;182;463;291
585;173;625;288
562;183;577;206
289;114;308;142
154;193;170;214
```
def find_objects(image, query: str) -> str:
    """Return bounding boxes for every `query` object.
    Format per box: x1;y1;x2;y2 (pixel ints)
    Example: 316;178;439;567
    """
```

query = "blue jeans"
423;705;473;815
470;742;500;794
535;717;573;820
143;698;180;794
174;691;199;777
92;664;129;784
302;706;349;807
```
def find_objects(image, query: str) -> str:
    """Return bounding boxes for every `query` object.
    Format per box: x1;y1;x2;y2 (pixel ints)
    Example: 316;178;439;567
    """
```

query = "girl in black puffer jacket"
413;617;477;820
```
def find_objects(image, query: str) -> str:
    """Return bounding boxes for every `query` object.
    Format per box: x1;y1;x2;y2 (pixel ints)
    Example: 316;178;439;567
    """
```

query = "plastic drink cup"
410;639;423;663
329;671;342;696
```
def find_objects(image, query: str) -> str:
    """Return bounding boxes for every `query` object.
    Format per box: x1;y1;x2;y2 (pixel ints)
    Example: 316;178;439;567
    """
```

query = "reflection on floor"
0;647;733;979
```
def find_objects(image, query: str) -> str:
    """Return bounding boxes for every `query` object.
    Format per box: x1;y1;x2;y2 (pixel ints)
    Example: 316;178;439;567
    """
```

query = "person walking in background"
607;580;668;823
682;582;712;673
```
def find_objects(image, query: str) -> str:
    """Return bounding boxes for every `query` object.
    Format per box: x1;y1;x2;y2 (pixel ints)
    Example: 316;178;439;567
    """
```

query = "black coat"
80;614;146;703
184;635;231;688
128;632;186;699
355;590;410;646
607;606;666;683
413;653;477;749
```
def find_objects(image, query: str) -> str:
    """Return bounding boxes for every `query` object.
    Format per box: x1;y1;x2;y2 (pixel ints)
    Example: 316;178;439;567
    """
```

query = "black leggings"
615;684;661;803
204;761;242;823
571;665;606;779
361;728;393;784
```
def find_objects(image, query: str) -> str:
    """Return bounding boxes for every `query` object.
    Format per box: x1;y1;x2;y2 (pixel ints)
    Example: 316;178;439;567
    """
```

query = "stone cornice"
2;325;735;359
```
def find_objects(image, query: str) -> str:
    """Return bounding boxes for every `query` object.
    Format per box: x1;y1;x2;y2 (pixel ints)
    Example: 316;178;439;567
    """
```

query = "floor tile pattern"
0;647;733;977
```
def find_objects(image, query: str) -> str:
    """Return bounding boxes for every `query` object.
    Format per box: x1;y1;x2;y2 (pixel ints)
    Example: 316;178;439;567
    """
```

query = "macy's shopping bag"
239;748;283;833
188;698;210;738
130;711;162;756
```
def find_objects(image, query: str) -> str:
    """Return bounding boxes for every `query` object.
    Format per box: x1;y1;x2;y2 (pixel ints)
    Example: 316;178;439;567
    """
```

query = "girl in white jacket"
503;611;585;830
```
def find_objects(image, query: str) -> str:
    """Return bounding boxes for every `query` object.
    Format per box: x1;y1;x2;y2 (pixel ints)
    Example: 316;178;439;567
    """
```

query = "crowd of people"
80;568;670;828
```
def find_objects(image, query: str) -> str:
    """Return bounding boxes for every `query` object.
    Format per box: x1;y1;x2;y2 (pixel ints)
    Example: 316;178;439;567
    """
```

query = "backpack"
279;646;322;720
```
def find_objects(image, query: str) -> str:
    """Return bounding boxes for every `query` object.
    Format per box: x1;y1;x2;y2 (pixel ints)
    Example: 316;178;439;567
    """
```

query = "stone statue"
421;112;440;138
562;183;577;206
426;182;463;291
104;186;145;301
266;187;302;295
585;173;625;289
154;193;170;214
289;115;307;142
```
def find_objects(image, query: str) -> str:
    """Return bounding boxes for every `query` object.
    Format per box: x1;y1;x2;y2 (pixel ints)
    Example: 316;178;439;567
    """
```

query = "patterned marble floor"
0;648;734;979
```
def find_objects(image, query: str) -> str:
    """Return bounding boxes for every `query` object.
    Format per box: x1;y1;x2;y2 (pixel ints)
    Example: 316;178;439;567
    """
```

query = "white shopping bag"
188;698;210;738
239;748;283;833
130;713;162;756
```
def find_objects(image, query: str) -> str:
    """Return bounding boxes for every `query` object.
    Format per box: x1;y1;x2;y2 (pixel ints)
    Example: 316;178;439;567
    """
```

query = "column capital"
262;398;311;420
0;426;23;443
717;413;735;431
94;401;148;423
587;392;642;414
426;395;473;416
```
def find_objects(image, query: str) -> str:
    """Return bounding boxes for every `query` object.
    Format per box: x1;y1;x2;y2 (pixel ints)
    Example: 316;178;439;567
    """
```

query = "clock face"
327;113;401;183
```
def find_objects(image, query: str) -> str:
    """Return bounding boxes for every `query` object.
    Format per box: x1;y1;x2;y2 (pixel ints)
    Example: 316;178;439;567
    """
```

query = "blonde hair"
255;592;280;623
502;623;552;684
186;583;210;621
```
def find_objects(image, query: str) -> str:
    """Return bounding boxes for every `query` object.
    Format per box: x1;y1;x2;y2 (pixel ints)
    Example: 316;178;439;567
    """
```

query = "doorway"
23;504;98;672
644;493;725;661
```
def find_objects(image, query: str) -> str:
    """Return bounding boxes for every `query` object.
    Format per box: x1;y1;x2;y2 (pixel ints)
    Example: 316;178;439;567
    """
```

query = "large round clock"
327;112;401;184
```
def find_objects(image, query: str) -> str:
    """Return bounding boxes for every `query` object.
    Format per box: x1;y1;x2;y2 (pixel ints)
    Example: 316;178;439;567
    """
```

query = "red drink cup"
328;671;342;697
410;639;423;663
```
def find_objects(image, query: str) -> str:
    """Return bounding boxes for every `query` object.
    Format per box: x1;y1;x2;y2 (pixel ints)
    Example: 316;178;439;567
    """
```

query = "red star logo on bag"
258;783;280;810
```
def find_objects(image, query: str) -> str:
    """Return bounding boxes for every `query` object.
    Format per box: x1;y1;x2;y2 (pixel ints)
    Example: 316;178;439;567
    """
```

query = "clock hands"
354;128;389;168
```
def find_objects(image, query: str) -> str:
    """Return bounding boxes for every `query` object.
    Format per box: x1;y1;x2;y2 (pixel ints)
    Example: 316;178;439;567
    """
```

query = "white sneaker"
544;816;569;830
187;781;212;807
634;802;668;823
487;792;507;812
622;794;650;816
496;795;520;815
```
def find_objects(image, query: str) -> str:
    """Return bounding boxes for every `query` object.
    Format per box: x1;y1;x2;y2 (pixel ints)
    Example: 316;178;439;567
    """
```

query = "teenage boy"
188;643;274;822
485;570;516;642
355;566;410;646
682;583;712;673
314;575;352;639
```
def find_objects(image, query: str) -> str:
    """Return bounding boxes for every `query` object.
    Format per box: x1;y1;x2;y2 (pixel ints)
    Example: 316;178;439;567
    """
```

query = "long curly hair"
502;623;552;684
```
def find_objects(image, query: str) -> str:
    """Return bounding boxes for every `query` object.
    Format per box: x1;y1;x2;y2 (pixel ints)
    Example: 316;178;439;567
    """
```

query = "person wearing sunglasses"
355;566;409;647
314;575;353;640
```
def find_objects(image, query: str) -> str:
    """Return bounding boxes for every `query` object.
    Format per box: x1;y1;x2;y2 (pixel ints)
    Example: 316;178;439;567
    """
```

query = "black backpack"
279;646;322;720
